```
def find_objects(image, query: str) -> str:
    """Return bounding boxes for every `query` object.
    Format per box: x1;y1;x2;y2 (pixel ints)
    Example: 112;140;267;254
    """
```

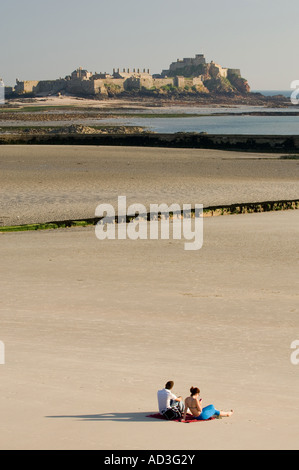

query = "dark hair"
190;386;200;396
165;381;174;390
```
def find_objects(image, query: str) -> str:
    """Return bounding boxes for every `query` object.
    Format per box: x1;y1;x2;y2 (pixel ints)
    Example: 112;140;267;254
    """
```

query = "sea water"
99;112;299;135
97;91;299;134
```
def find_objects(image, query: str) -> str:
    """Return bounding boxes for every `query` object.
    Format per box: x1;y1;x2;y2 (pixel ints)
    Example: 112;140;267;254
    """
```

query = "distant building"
15;79;39;94
11;54;247;98
162;53;206;76
71;67;92;80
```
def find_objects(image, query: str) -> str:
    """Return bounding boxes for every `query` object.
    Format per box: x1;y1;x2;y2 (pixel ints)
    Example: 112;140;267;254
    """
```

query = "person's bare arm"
182;399;188;421
196;398;203;413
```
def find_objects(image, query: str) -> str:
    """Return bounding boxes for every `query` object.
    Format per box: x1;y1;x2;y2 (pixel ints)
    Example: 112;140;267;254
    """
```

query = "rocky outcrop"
203;76;235;94
227;71;250;94
2;124;146;136
49;124;145;135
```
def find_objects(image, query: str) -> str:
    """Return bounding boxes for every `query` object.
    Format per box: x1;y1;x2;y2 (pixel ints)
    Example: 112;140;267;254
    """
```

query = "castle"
161;54;241;79
10;54;249;97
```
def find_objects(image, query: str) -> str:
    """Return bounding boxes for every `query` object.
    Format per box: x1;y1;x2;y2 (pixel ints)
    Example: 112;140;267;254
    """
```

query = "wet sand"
0;211;299;450
0;144;298;450
0;145;299;226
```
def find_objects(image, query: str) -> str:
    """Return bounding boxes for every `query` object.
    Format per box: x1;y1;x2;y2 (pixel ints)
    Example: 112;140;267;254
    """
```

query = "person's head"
165;381;174;390
190;386;200;397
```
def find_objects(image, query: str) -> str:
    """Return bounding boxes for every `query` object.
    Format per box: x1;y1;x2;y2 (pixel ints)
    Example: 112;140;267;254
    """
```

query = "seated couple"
157;381;234;421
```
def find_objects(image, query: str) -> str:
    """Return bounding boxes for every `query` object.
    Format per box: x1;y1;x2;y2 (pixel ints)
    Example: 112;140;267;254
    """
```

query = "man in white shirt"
157;381;184;415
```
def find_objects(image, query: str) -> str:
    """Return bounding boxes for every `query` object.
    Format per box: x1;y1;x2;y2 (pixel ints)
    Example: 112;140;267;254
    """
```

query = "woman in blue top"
182;387;234;421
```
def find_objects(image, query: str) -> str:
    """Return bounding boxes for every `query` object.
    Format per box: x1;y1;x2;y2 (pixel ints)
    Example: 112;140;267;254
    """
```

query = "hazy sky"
1;0;298;89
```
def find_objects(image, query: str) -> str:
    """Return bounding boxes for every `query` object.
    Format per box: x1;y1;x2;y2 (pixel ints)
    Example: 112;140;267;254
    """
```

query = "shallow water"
1;104;299;135
98;114;299;135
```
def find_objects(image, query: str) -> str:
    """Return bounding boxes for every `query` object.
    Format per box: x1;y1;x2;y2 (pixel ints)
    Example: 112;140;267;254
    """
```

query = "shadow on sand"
46;412;157;423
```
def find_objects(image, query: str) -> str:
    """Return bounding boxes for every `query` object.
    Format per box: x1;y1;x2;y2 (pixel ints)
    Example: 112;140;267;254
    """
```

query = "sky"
0;0;298;90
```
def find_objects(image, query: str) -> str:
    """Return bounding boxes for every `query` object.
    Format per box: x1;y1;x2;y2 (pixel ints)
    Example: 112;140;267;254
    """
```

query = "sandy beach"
7;96;153;109
0;146;299;227
3;0;299;452
0;145;298;450
0;211;299;450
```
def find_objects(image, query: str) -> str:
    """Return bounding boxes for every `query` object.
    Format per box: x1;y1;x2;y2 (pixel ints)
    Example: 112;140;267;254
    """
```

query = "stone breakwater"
1;199;298;232
1;132;299;152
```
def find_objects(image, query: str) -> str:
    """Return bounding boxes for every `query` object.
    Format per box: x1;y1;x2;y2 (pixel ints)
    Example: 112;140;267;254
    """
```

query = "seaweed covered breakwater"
1;132;299;152
1;199;298;232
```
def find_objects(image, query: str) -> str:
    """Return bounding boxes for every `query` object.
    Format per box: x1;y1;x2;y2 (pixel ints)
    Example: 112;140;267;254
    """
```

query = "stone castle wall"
15;80;39;94
227;69;241;78
35;79;66;94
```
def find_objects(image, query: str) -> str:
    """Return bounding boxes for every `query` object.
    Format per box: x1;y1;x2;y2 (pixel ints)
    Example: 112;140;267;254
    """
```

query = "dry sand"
0;145;298;450
0;145;298;226
8;96;155;110
0;212;298;450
